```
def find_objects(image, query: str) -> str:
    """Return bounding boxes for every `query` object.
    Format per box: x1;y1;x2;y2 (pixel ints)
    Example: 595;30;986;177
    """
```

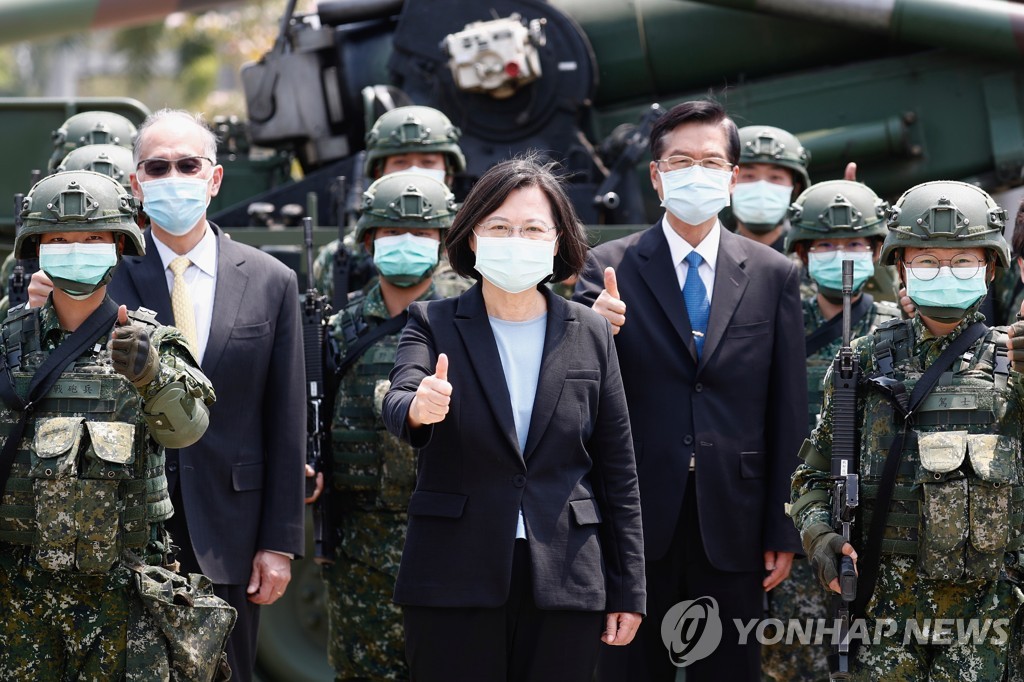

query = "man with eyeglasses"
23;108;307;682
762;180;900;682
574;99;806;681
793;180;1024;680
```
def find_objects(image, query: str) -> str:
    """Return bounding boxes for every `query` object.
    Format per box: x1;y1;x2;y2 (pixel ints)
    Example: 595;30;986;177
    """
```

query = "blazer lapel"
202;225;247;376
120;229;173;324
452;285;520;456
522;290;576;460
699;229;749;373
636;223;697;362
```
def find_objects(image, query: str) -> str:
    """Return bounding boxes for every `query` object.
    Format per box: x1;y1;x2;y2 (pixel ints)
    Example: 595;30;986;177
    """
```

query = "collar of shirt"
661;215;720;274
151;224;218;279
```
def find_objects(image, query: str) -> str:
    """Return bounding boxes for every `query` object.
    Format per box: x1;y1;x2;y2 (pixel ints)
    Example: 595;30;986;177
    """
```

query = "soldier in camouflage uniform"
761;180;900;682
320;173;469;681
792;180;1024;681
990;197;1024;326
312;105;466;306
0;170;229;681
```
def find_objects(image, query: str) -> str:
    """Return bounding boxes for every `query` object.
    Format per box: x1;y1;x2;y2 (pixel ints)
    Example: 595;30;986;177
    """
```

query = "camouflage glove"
109;324;159;387
802;521;848;590
1009;316;1024;373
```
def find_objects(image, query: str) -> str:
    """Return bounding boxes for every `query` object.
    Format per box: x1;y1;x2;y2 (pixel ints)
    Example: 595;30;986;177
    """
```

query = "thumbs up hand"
108;306;160;388
408;353;453;427
593;267;626;335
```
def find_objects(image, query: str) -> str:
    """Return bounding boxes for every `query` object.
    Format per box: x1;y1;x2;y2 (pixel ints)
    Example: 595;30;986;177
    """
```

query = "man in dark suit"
113;109;305;681
574;100;806;681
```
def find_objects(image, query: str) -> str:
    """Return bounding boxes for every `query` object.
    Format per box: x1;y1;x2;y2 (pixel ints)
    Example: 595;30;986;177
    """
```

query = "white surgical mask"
731;180;793;228
396;166;447;183
474;235;555;294
659;166;733;225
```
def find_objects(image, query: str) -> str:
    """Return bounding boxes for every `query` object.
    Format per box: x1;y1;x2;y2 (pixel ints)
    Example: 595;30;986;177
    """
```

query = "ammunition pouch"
126;559;236;682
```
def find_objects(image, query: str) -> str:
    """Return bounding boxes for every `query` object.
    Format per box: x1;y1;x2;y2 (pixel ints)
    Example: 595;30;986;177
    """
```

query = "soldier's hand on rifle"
304;464;324;504
108;305;160;388
803;522;858;594
27;269;53;308
1006;302;1024;372
408;354;452;427
592;267;626;335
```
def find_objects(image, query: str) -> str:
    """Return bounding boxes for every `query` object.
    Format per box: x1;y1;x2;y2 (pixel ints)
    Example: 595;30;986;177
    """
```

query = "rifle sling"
337;311;409;377
852;320;988;617
0;296;119;496
806;294;873;358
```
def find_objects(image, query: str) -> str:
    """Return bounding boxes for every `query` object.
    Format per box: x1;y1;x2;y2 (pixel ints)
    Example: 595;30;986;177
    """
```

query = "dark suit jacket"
574;222;805;571
382;284;646;614
108;225;306;584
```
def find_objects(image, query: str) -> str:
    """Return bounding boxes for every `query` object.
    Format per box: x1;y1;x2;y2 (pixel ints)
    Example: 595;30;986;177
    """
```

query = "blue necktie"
683;251;710;358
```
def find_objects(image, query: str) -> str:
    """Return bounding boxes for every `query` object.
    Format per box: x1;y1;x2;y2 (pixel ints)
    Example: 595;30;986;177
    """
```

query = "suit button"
694;383;703;393
512;474;526;488
166;462;178;473
683;435;693;446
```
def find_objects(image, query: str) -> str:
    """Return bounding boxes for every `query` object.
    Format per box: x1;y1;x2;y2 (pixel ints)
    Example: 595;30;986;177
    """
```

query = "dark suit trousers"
403;540;603;682
166;484;260;682
597;476;764;682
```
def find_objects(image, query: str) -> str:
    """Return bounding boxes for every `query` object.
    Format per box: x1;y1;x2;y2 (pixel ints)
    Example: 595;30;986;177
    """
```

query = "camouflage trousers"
851;554;1022;682
0;543;132;681
762;556;832;681
322;509;409;681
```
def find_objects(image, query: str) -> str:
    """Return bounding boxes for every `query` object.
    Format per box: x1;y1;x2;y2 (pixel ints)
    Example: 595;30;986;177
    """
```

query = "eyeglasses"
136;156;213;177
655;155;734;172
904;253;986;281
474;219;557;240
806;241;874;261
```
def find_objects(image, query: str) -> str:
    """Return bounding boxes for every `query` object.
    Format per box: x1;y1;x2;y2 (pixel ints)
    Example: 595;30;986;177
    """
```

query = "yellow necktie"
169;256;199;353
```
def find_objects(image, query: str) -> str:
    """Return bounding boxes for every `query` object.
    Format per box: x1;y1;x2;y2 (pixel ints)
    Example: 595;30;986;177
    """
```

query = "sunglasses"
136;156;213;177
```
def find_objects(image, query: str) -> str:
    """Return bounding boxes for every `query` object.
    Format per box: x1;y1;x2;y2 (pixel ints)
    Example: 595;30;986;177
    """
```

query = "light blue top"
488;312;547;539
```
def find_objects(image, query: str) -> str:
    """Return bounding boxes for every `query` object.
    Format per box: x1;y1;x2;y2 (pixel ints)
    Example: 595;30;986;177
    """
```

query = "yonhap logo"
660;596;723;667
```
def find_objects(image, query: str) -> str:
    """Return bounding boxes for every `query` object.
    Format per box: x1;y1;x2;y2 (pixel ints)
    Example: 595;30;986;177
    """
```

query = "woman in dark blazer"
382;157;646;682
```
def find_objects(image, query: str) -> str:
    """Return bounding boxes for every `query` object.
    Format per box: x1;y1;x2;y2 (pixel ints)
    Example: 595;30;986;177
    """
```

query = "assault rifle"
829;259;860;680
302;216;334;561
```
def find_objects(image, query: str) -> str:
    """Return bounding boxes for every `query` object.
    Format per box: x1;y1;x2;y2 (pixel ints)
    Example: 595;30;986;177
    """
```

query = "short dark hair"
1013;196;1024;261
649;99;740;165
446;155;588;283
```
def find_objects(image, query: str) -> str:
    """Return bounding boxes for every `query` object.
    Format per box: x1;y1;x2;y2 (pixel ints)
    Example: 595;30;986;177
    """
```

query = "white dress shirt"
661;216;720;304
151;225;218;364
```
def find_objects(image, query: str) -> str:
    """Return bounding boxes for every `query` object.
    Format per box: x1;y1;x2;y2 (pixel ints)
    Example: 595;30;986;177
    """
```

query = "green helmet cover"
355;173;457;243
785;180;889;254
364;106;466;178
738;125;811;191
49;111;138;172
17;170;145;259
56;144;135;191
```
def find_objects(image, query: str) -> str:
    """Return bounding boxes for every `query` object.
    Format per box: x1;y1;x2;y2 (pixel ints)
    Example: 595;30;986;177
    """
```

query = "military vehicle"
4;0;1024;679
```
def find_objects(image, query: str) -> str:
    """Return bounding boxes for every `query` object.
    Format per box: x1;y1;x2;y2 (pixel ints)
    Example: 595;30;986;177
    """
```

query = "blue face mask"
659;166;733;226
906;266;988;319
39;242;119;297
807;251;875;294
474;235;555;294
141;177;210;236
373;233;440;287
731;180;793;232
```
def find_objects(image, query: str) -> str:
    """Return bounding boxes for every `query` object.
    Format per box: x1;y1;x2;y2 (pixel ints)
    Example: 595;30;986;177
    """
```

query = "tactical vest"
859;318;1024;582
330;302;416;512
805;300;899;432
0;306;172;574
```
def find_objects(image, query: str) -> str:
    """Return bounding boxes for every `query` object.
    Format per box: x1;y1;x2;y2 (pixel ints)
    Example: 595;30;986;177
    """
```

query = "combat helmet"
880;181;1009;267
17;170;145;259
56;144;135;191
355;173;457;243
738;125;811;191
48;111;138;172
364;106;466;178
785;180;889;254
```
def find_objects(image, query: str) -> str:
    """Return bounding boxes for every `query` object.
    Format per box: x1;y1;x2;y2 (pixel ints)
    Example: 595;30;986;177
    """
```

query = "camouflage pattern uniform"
321;274;469;681
0;300;218;680
791;181;1024;681
992;260;1024;326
